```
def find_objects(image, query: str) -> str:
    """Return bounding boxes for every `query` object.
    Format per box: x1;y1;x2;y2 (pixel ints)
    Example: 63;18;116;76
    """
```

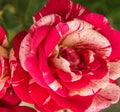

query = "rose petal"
0;26;9;47
78;29;111;59
109;60;120;80
33;0;88;22
61;19;93;47
49;90;95;112
11;63;34;103
19;33;32;71
0;56;10;98
31;14;63;52
38;46;68;97
29;83;62;112
69;74;109;96
86;83;120;112
19;31;48;88
24;53;48;88
1;88;21;106
79;13;120;60
13;30;28;58
61;76;90;90
44;26;61;57
89;57;108;79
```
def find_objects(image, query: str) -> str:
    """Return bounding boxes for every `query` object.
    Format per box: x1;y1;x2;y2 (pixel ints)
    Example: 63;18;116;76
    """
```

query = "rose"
0;26;10;98
10;0;120;112
0;26;36;112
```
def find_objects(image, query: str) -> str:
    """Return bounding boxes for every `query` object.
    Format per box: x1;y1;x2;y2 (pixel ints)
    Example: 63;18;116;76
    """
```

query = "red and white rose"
10;0;120;112
0;26;36;112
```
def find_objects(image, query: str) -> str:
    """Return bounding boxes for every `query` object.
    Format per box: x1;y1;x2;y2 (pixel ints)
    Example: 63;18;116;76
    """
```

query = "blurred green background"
0;0;120;112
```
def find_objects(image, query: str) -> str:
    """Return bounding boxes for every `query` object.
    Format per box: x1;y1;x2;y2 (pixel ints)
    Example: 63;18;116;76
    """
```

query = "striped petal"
33;0;88;22
86;83;120;112
10;50;33;103
38;46;68;97
79;13;120;60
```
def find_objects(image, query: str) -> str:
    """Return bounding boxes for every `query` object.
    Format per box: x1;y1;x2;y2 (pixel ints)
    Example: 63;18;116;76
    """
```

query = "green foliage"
0;1;120;111
0;0;47;43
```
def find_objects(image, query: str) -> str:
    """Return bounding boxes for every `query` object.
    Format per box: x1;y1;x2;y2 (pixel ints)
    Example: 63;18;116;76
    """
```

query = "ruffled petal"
86;83;120;112
79;13;120;60
33;0;88;22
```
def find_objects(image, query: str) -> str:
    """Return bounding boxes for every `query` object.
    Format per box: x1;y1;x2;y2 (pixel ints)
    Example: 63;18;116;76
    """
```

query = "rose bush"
9;0;120;112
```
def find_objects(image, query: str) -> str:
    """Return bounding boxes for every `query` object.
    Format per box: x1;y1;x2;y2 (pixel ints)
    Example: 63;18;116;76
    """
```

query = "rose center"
59;46;96;73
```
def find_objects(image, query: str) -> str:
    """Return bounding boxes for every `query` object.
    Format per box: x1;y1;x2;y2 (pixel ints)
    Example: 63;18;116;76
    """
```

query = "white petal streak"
49;80;62;91
9;49;17;77
43;96;51;105
32;14;61;30
19;34;32;71
65;1;73;19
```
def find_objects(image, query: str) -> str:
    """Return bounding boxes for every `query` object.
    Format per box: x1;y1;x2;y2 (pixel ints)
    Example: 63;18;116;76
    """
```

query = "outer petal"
0;88;20;107
28;83;62;112
10;49;33;103
109;60;120;80
49;90;95;112
86;83;120;112
19;32;48;88
33;0;88;22
11;63;34;103
79;13;120;60
12;30;28;58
